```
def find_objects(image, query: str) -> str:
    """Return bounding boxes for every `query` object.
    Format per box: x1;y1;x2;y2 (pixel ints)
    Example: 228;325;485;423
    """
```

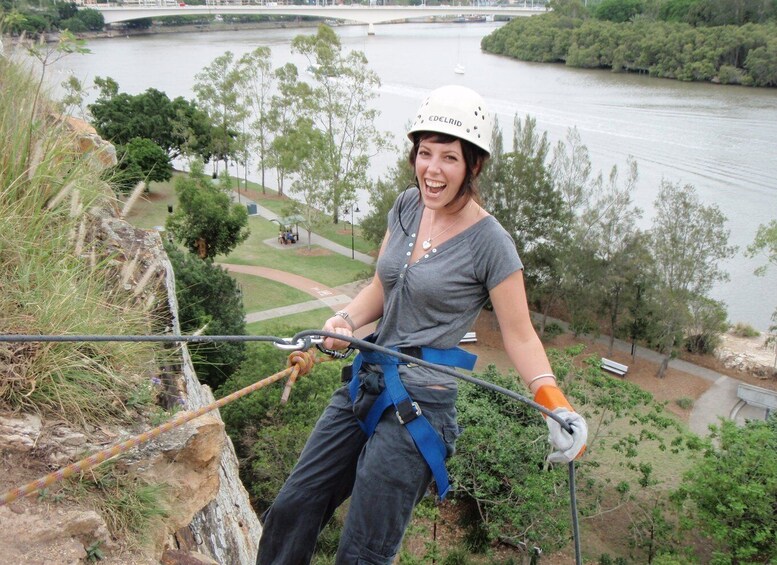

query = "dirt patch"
294;248;333;257
468;311;760;423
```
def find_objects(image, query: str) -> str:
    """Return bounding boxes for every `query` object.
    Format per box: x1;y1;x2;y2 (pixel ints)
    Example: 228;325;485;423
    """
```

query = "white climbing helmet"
407;85;493;156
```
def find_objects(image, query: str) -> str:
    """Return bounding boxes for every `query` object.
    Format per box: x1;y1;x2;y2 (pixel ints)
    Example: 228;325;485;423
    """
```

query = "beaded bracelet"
334;310;356;330
527;373;556;386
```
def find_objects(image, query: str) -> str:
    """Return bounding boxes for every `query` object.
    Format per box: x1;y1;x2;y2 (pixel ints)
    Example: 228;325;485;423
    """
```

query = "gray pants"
256;380;459;565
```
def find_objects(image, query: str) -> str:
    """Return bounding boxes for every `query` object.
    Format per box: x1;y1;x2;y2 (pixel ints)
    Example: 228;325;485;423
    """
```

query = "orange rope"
0;350;328;507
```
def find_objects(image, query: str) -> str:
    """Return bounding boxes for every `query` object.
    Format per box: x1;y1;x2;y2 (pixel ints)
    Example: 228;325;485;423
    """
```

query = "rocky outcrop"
0;133;261;562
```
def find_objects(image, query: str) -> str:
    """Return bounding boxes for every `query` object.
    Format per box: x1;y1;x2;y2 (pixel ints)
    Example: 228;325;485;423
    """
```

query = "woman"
256;85;587;565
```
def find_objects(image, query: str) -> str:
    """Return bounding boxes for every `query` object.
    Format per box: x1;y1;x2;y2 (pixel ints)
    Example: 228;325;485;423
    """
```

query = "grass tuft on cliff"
0;53;162;428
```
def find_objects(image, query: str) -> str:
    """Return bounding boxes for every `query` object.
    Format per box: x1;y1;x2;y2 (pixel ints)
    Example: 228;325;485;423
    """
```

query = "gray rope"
0;330;583;564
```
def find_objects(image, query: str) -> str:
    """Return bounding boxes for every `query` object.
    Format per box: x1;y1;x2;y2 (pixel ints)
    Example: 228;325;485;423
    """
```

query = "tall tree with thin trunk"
237;47;274;194
266;63;314;197
649;180;736;377
193;51;247;179
291;25;392;223
746;219;777;367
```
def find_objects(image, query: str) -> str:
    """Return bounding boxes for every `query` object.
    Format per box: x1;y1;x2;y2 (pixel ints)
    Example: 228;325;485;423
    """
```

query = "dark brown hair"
408;131;489;206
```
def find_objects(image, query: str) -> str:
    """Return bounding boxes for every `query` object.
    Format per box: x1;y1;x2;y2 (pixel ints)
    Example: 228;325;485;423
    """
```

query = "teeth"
426;180;446;189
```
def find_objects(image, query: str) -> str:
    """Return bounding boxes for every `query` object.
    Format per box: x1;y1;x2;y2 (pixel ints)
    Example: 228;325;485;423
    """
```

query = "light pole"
344;205;360;260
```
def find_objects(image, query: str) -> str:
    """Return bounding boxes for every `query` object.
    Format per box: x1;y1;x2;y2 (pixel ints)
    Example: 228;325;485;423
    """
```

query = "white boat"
454;64;465;75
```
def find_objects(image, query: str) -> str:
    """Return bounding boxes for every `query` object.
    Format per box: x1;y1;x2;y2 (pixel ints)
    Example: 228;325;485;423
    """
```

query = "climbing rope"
0;331;583;565
0;349;326;507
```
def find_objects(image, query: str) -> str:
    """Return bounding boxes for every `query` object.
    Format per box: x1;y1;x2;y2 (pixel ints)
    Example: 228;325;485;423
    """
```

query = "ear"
472;157;484;178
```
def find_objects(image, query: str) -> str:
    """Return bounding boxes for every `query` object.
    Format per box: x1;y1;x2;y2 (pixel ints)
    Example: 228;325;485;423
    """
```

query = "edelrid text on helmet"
407;85;493;156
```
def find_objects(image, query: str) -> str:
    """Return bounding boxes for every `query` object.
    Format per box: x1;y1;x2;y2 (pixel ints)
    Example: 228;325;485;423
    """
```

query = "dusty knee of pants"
337;528;396;565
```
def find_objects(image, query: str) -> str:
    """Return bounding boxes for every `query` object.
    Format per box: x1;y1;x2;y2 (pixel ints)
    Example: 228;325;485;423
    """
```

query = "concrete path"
539;317;770;435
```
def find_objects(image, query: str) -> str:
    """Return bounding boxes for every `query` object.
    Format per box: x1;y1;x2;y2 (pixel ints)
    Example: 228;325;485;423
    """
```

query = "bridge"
88;3;547;34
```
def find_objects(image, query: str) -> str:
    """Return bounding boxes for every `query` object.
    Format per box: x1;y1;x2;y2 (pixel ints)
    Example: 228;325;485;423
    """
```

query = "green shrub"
731;322;760;337
675;397;694;409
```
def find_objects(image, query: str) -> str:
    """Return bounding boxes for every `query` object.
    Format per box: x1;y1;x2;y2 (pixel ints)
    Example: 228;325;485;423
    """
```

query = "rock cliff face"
161;258;263;564
0;118;261;564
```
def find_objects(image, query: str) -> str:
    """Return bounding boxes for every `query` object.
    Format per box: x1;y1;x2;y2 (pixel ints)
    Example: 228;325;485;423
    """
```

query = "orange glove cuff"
534;385;573;413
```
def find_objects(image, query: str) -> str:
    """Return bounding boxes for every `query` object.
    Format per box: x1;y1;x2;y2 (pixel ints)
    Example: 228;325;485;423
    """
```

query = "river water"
45;21;777;331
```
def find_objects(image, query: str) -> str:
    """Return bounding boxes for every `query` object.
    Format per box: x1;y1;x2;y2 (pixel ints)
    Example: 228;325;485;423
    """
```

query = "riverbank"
1;19;324;47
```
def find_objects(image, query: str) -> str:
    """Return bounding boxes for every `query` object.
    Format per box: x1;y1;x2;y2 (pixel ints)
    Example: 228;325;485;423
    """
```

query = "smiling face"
414;138;468;211
409;132;487;212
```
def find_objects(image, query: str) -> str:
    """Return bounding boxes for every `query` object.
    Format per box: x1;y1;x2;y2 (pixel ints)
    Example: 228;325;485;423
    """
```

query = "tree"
193;51;248;177
648;180;736;377
481;115;570;333
236;47;274;194
291;25;392;223
287;119;330;248
166;244;247;390
746;219;777;367
554;132;648;354
110;137;173;192
89;80;212;160
75;8;104;31
266;63;314;197
360;149;414;247
165;161;250;260
672;416;777;564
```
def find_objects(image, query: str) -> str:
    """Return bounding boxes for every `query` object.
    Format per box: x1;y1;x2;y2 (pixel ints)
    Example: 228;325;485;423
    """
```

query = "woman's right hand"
322;315;353;350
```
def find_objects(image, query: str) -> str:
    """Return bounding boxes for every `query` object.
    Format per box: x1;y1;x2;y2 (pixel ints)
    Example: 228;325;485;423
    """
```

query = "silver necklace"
422;201;472;251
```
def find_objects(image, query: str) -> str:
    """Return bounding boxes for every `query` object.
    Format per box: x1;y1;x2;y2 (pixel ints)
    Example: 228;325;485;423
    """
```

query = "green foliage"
649;180;736;374
541;321;565;340
194;50;248;169
481;13;777;85
89;81;213;160
672;416;777;563
216;338;342;513
76;7;104;31
290;24;393;222
165;161;250;259
449;365;571;552
111;137;173;192
1;56;161;428
65;463;169;546
166;243;247;389
360;152;413;247
59;16;86;33
675;397;694;409
683;295;728;354
594;0;645;22
730;322;761;337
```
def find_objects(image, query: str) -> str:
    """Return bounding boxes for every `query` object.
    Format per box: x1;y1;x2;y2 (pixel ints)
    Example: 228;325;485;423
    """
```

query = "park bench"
601;357;628;377
460;331;478;344
736;383;777;417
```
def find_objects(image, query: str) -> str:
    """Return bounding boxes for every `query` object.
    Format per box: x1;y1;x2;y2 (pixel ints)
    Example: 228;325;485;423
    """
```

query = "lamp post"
344;205;360;260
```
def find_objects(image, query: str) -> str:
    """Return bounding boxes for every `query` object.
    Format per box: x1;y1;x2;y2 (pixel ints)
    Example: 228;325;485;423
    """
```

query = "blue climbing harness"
347;344;477;499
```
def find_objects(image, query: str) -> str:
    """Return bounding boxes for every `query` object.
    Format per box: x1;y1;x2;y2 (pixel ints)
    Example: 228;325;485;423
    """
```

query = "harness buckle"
395;399;422;425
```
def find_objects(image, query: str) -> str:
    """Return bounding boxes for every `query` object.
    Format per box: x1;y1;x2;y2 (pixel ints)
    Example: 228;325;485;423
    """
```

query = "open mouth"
424;179;447;194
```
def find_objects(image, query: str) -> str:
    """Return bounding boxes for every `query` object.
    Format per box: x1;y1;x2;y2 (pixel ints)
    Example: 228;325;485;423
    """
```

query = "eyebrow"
418;142;462;157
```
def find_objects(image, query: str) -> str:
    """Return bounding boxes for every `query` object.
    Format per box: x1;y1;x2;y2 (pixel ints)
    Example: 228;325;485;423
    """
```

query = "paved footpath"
217;263;353;323
228;191;769;436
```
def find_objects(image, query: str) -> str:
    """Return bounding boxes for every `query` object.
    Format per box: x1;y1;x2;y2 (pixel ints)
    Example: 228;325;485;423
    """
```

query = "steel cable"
0;331;583;564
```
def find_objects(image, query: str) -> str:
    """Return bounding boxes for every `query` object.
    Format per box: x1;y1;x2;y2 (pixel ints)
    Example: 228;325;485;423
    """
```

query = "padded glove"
545;408;588;463
533;384;587;463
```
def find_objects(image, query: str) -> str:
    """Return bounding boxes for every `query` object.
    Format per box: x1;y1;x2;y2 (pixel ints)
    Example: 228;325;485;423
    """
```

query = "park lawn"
222;217;370;288
246;307;334;336
123;178;177;230
229;272;312;313
126;177;373;288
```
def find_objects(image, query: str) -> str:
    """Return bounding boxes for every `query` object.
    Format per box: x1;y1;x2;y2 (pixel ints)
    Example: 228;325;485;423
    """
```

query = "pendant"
422;239;432;251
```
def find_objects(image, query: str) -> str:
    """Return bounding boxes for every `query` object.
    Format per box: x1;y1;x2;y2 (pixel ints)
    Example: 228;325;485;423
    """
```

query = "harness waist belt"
348;343;477;499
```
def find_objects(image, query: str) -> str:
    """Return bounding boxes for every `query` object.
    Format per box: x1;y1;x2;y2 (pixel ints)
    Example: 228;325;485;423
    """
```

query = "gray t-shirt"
373;189;523;388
